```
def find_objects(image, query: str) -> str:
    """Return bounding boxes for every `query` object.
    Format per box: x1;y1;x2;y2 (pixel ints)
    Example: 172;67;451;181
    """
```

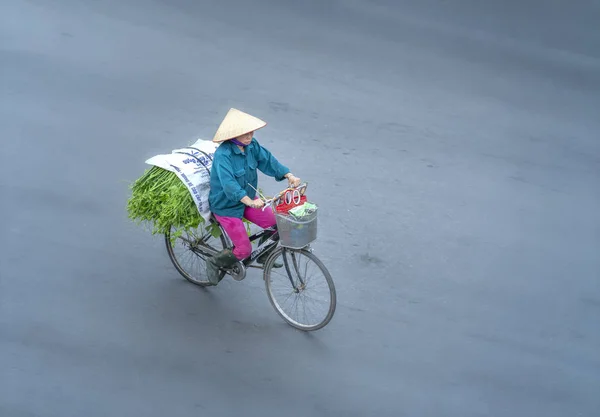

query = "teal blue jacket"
208;138;290;218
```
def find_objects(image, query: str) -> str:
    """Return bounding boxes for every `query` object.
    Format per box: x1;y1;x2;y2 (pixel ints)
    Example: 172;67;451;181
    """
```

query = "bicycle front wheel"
264;247;336;331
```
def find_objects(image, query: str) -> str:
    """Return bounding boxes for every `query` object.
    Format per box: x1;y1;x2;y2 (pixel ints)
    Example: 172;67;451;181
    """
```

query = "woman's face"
236;131;253;145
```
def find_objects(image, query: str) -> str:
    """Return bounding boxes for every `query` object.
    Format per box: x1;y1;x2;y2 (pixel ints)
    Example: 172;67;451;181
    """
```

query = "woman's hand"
285;173;301;188
241;196;265;209
250;199;265;209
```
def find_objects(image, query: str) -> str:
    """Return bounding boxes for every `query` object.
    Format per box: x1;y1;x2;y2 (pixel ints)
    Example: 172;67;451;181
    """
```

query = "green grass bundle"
126;166;205;239
127;165;251;243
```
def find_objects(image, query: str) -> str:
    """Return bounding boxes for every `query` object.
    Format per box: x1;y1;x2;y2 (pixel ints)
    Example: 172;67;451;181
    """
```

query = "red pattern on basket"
275;195;307;214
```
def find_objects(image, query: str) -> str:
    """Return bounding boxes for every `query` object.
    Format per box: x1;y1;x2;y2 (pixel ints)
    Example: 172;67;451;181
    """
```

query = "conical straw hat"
212;108;267;143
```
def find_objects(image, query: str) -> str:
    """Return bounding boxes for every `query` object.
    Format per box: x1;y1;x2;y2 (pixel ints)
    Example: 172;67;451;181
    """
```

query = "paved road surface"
2;1;599;416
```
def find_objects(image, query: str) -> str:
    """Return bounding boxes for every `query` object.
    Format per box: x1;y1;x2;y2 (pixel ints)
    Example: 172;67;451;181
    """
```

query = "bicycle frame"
242;227;280;267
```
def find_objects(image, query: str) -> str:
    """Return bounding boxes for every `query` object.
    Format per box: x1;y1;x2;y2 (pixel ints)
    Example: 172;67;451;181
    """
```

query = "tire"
165;224;227;287
264;247;336;331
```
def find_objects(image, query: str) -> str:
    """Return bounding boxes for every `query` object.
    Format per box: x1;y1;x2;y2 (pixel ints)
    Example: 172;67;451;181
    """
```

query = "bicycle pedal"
226;262;247;281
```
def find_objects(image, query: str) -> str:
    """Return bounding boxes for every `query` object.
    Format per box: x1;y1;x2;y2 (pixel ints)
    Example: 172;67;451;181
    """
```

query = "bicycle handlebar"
260;182;308;210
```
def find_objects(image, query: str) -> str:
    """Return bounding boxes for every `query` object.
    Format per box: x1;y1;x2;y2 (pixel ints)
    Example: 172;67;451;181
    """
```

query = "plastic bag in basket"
289;202;318;219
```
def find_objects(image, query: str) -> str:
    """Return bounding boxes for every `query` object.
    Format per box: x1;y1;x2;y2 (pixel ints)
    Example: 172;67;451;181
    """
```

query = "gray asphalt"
2;1;600;416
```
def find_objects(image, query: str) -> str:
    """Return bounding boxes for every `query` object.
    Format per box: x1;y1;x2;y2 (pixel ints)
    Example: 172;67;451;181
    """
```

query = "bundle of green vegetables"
126;165;208;239
127;165;251;244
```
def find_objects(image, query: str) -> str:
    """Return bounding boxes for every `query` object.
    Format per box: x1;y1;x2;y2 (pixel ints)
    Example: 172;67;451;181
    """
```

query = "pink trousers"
213;204;277;260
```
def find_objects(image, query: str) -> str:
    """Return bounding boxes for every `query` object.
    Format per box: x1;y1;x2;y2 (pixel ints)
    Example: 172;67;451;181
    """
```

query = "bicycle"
164;183;336;331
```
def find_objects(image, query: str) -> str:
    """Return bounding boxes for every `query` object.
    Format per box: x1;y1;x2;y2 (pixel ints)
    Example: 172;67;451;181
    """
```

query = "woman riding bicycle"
206;108;301;285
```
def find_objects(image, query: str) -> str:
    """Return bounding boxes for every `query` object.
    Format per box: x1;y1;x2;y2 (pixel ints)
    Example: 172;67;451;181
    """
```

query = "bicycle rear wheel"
165;224;227;287
264;247;336;331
